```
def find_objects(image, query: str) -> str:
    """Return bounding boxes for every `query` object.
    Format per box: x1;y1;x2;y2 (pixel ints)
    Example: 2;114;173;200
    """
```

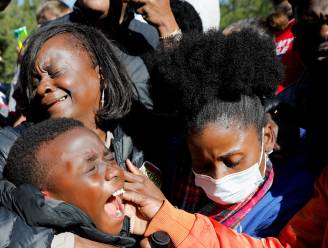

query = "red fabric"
206;163;274;228
274;19;304;94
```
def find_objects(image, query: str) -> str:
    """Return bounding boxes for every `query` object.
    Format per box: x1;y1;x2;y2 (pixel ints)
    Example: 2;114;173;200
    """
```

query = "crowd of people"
0;0;327;247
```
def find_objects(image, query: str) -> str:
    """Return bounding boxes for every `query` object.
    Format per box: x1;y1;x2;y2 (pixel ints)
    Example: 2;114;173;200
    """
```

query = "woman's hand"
124;0;179;37
123;159;165;232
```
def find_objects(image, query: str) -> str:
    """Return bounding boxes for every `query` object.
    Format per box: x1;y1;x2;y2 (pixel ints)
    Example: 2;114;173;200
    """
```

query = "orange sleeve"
145;200;285;248
145;168;328;248
278;167;328;248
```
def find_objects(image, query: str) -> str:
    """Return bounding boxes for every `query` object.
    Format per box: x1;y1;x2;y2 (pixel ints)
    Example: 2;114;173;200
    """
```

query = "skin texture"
188;124;274;180
31;33;106;142
38;127;125;235
75;235;117;247
293;0;328;68
126;0;179;36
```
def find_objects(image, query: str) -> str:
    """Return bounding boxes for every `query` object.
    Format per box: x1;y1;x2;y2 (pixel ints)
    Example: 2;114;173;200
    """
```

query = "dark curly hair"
17;23;135;128
170;0;203;33
149;29;283;136
4;118;84;189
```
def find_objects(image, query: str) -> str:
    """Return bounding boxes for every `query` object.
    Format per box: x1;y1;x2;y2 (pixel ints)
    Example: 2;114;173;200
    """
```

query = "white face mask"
193;130;266;205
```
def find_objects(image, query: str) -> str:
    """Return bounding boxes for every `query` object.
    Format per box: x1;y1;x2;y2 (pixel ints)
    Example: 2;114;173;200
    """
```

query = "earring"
101;90;105;108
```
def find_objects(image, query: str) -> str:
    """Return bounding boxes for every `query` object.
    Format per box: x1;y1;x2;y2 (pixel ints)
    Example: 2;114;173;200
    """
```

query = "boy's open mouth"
104;188;125;219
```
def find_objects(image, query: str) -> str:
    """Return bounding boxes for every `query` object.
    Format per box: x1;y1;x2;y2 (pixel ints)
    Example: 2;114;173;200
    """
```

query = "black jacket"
0;122;142;248
0;180;135;248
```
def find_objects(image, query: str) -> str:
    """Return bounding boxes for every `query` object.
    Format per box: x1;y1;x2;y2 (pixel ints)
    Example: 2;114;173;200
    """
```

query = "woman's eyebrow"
219;149;243;159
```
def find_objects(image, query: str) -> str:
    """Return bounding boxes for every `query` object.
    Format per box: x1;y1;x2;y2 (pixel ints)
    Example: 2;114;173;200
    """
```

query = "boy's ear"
264;113;279;153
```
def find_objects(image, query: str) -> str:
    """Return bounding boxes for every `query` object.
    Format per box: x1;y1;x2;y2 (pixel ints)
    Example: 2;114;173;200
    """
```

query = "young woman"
146;29;314;238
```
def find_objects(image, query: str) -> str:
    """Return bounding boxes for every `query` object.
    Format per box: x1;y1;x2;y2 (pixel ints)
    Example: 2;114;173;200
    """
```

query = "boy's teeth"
113;188;125;196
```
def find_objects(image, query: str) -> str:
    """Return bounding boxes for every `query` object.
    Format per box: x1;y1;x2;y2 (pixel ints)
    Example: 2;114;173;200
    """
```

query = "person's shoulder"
0;205;53;247
0;121;32;140
0;122;33;178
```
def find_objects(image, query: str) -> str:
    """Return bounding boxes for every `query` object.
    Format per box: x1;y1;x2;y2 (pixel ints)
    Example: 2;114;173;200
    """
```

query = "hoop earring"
101;90;105;108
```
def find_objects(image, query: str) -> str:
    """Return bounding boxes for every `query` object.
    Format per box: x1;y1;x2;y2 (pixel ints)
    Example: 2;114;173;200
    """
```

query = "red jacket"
145;167;328;247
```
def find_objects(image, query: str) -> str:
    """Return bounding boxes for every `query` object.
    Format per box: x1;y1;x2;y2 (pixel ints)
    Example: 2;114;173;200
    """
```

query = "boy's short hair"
4;118;83;189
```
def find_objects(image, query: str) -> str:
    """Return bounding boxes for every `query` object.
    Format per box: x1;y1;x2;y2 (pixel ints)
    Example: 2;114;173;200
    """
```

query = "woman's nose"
36;78;55;96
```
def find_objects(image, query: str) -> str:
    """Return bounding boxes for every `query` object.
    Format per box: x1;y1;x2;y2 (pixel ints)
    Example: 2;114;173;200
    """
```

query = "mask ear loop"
259;128;266;175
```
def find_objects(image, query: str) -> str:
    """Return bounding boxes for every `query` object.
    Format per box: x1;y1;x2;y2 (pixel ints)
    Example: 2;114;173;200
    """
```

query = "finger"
124;202;137;215
124;181;145;193
140;238;152;248
126;159;143;175
124;181;166;202
123;190;147;207
124;170;144;183
134;6;149;16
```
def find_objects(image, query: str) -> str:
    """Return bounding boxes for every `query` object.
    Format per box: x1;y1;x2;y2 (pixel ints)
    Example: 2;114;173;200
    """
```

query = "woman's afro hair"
149;28;283;118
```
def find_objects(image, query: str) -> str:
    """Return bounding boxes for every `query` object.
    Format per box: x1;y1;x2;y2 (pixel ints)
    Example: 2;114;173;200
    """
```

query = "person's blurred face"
293;0;328;69
78;0;128;25
31;33;101;128
38;127;125;235
274;1;293;18
188;124;268;180
39;8;71;24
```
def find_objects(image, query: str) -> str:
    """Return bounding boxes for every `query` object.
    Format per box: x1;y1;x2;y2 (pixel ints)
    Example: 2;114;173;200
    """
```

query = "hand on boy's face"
124;202;149;235
123;160;165;222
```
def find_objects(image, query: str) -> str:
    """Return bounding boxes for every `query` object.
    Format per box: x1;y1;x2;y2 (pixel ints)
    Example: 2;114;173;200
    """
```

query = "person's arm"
124;161;328;248
74;235;116;248
53;233;117;248
126;0;179;37
147;198;300;248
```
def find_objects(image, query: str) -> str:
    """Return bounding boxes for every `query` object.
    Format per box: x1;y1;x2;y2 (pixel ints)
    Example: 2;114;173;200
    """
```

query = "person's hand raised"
123;159;165;230
124;0;179;37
